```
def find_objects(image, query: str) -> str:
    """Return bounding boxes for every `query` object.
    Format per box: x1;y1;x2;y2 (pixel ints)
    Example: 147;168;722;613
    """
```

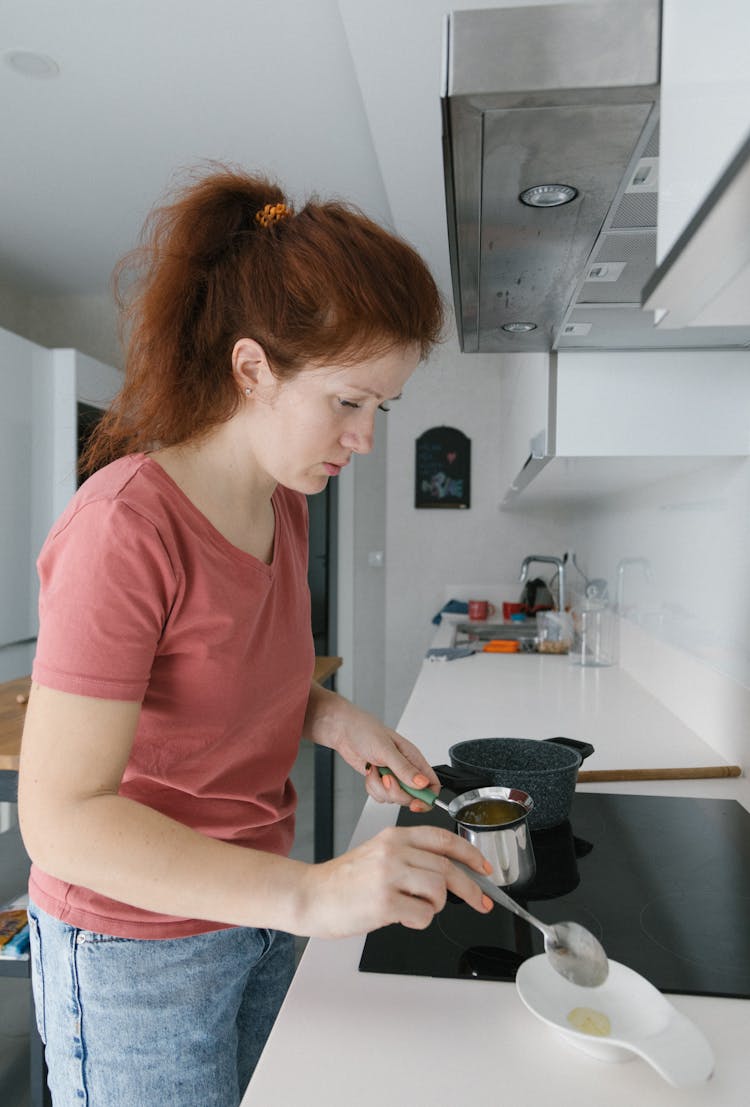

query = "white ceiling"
1;0;513;301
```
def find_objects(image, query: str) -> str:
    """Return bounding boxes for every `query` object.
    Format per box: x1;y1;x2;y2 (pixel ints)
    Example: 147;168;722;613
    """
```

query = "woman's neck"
150;430;278;562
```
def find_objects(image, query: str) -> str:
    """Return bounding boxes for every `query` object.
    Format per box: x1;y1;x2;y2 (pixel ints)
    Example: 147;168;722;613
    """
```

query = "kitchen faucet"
519;555;566;613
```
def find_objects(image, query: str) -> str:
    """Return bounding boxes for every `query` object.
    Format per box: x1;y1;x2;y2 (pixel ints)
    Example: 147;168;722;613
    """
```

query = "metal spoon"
454;860;609;987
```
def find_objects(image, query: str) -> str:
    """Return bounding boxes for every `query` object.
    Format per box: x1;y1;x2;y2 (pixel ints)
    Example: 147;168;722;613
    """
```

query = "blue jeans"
28;902;295;1107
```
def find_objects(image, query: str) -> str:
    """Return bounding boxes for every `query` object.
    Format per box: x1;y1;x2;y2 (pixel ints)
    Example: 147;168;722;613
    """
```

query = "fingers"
397;848;492;923
303;825;494;939
363;762;392;804
384;735;440;794
383;826;495;923
363;763;434;810
405;823;493;879
365;761;437;813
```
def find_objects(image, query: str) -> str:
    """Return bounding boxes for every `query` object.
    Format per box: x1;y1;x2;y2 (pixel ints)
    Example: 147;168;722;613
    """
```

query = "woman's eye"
338;398;392;412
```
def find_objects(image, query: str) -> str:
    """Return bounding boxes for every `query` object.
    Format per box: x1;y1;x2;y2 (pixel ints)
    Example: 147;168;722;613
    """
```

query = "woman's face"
239;343;421;494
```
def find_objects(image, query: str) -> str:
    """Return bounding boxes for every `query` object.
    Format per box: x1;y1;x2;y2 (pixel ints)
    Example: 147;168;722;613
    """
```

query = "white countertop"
242;631;750;1106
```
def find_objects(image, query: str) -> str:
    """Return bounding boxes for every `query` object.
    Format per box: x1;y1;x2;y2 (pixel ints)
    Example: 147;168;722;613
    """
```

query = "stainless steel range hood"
441;0;750;353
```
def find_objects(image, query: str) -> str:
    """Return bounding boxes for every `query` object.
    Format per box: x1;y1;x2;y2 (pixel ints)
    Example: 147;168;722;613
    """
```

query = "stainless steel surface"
450;787;536;888
446;2;658;96
519;554;566;614
441;0;750;353
377;767;536;888
455;861;610;988
455;622;538;641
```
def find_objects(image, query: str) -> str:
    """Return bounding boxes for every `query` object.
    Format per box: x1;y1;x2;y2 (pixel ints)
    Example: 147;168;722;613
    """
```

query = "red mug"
468;599;496;621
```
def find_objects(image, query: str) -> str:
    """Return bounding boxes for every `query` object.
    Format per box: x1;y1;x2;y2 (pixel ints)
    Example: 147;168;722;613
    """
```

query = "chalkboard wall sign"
415;426;471;509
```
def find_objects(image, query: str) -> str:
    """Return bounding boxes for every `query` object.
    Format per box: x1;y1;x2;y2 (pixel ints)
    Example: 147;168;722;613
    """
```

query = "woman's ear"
231;338;271;396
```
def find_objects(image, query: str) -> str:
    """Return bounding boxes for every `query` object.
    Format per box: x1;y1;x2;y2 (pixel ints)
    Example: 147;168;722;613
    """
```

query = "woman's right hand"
298;826;494;940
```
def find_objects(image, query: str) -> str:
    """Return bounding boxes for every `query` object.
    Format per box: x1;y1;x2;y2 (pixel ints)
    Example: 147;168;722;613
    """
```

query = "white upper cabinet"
501;349;750;508
642;0;750;328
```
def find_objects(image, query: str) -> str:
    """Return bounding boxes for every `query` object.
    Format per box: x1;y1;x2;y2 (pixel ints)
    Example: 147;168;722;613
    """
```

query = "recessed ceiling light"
519;184;578;208
502;322;537;333
3;50;60;79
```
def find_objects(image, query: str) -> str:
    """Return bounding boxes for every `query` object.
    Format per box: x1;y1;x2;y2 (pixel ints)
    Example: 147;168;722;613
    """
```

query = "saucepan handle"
374;766;438;807
544;736;595;762
434;763;492;794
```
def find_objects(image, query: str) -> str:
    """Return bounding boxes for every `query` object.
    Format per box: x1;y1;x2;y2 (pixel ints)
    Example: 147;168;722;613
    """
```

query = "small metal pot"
448;786;535;888
375;767;535;888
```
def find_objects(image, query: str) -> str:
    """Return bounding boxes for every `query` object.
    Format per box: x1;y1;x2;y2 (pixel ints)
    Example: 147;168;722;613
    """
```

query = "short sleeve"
32;499;178;701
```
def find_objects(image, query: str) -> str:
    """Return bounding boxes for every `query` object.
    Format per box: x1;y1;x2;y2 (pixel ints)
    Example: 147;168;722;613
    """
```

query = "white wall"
384;336;564;725
0;284;122;370
0;332;122;683
381;338;750;774
556;457;750;767
0;328;46;658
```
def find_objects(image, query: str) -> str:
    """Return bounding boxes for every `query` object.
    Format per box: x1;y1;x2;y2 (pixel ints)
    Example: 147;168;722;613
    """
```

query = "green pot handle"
375;765;438;807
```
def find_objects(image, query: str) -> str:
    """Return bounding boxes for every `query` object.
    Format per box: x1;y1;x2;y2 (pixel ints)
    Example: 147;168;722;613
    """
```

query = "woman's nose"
341;410;375;455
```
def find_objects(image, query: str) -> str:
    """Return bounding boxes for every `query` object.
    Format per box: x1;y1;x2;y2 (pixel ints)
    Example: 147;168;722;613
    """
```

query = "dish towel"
431;599;469;625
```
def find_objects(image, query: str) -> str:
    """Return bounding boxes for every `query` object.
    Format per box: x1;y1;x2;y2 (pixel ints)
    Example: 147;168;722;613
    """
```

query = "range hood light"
502;322;537;333
519;184;578;208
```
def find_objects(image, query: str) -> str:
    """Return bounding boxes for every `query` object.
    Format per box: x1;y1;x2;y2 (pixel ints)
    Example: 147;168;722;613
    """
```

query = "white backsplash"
557;456;750;769
560;457;750;688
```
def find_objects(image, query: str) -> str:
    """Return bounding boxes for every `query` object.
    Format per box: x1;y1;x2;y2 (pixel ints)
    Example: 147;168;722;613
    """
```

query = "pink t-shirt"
29;454;315;938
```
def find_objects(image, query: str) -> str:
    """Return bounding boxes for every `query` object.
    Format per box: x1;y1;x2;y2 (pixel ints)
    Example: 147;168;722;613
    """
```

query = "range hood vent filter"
442;0;661;353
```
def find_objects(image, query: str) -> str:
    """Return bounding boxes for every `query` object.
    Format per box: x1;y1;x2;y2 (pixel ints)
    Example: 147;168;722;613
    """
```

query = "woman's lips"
323;459;349;476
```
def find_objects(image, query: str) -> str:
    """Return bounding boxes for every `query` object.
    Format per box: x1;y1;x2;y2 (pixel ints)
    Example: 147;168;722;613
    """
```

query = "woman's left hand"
305;685;438;812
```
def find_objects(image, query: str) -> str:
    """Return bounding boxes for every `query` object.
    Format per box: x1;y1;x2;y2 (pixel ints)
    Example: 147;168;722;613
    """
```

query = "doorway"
307;481;337;656
289;481;338;870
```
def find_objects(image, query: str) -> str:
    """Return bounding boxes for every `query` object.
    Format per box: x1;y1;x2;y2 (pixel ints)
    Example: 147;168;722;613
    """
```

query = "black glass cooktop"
359;792;750;999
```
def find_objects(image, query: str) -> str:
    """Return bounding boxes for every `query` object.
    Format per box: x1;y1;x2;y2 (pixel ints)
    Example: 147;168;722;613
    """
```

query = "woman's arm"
19;683;492;938
303;679;439;810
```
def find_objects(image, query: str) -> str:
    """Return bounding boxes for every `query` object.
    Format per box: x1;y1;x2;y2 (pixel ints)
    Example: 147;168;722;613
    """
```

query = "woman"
18;168;493;1106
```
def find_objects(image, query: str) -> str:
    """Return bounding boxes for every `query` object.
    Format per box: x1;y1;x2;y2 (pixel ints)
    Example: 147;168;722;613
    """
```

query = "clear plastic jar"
570;599;616;667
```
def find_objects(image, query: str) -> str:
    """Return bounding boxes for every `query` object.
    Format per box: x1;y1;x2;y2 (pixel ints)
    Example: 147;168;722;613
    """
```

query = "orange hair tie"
255;202;291;228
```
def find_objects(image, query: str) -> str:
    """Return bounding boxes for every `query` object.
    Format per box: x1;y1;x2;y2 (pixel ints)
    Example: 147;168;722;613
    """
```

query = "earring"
244;387;252;396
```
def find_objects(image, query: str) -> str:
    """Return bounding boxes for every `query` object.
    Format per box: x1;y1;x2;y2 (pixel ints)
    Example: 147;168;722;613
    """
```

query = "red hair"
81;166;444;474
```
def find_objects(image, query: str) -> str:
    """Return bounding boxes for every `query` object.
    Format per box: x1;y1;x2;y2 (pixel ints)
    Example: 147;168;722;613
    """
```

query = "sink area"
455;621;538;642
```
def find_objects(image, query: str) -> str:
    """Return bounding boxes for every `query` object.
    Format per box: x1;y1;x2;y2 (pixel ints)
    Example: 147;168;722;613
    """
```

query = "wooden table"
0;675;31;772
0;676;30;801
312;656;342;688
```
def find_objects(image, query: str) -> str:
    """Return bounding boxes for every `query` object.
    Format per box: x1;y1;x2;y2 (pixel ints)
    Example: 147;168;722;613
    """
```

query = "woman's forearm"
19;683;311;933
302;679;346;750
20;683;490;940
22;787;311;933
301;679;439;797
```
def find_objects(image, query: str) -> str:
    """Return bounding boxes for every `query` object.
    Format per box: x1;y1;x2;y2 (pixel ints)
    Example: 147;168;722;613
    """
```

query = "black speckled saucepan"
447;737;595;830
